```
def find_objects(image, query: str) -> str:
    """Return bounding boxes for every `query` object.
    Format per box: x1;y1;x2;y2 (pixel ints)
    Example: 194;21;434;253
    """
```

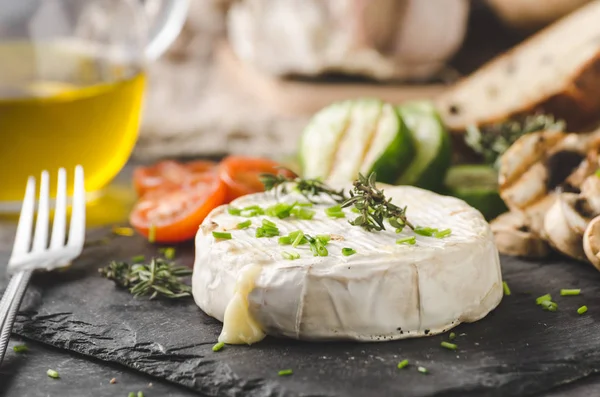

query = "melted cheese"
192;184;502;343
218;264;266;344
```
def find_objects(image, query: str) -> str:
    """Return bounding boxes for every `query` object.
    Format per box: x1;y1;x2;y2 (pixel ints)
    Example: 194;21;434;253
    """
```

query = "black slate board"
4;229;600;397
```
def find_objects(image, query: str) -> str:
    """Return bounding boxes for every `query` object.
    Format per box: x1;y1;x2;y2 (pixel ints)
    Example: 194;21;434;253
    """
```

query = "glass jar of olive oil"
0;0;188;211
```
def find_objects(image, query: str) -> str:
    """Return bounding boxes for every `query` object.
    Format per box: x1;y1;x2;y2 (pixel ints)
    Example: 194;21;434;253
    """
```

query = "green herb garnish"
278;369;293;376
325;204;346;219
138;392;144;397
148;224;156;243
441;341;458;350
132;255;145;263
342;248;356;256
306;234;328;257
212;342;225;352
13;344;28;353
541;300;558;312
266;202;298;219
560;289;581;296
292;231;305;247
396;236;416;245
503;281;511;296
449;332;456;341
292;207;316;220
282;251;301;260
414;227;436;237
237;220;252;229
260;171;346;204
256;219;280;238
212;231;232;240
160;247;176;260
99;258;192;299
417;366;428;374
578;305;588;315
240;205;265;217
228;206;241;216
434;228;452;238
536;294;552;305
47;369;60;379
278;236;292;245
397;359;409;369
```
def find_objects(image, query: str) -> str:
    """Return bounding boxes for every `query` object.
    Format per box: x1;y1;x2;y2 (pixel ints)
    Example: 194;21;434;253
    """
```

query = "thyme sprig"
260;171;345;204
342;173;414;232
99;258;192;299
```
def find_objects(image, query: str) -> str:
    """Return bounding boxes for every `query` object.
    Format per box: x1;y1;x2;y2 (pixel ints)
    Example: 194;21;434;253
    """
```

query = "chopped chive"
278;236;292;245
316;242;328;256
47;369;60;379
396;236;416;245
292;231;305;247
13;344;28;353
212;231;232;240
434;228;452;238
282;251;300;260
536;294;552;305
131;255;145;263
503;281;511;296
228;206;241;216
441;341;457;350
266;202;298;219
395;227;405;234
325;205;345;218
237;220;252;229
560;289;581;296
397;359;409;369
138;392;144;397
128;393;135;397
342;248;356;256
112;226;135;237
263;219;277;228
414;226;437;237
161;247;176;260
212;342;225;352
316;234;331;244
448;332;456;341
298;202;313;207
292;207;315;220
578;305;588;315
417;366;428;374
148;224;156;243
278;369;293;376
541;300;558;312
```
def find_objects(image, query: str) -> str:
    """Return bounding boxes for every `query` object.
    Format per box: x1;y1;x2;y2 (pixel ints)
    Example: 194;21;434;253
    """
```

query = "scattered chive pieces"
448;332;456;341
256;220;280;238
228;206;241;216
131;255;145;263
278;369;293;376
263;219;277;228
541;300;558;312
237;220;252;229
536;294;552;305
292;231;305;248
47;369;60;379
578;305;588;315
396;236;416;245
148;224;156;243
278;236;292;245
441;341;458;350
162;247;176;260
325;205;345;218
138;392;145;397
128;393;135;397
316;234;331;244
397;359;409;369
342;248;356;256
433;228;452;238
292;207;316;220
417;366;428;374
298;202;313;207
560;289;581;296
112;226;135;237
503;281;511;296
414;226;436;237
240;205;265;217
212;342;225;352
266;202;298;219
13;344;28;353
282;251;300;260
212;231;232;240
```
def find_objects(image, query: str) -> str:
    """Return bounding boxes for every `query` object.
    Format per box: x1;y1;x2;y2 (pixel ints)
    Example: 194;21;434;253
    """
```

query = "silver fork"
0;166;86;363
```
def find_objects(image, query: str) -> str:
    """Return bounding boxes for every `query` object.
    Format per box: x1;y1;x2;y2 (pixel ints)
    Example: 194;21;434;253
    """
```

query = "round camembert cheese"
192;185;502;344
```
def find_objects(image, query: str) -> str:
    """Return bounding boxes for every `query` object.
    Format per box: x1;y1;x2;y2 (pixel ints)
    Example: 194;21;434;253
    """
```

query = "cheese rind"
192;185;502;342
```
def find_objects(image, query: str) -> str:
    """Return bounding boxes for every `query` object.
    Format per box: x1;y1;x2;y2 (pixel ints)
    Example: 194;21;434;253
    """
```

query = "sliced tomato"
133;160;217;197
218;156;294;202
130;170;226;243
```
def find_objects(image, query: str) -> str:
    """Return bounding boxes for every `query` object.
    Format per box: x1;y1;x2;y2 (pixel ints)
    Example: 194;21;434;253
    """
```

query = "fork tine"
9;176;36;262
50;168;67;249
67;165;86;251
32;171;50;252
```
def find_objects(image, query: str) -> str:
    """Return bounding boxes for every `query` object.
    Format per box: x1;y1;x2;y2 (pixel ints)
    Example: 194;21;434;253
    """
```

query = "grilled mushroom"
491;211;550;258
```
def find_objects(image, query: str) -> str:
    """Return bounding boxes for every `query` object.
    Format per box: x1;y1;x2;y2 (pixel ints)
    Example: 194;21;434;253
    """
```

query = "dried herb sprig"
99;258;192;299
260;171;346;204
341;173;414;232
465;113;566;167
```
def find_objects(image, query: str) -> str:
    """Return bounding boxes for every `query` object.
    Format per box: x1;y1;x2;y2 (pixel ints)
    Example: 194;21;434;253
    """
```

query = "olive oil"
0;41;146;208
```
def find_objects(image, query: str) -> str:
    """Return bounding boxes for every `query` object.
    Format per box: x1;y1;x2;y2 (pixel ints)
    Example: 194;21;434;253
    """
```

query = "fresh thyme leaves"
99;258;192;299
342;173;414;232
465;113;566;167
260;171;346;204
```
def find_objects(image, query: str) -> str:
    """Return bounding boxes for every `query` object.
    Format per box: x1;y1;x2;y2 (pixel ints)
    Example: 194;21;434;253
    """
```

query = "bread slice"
436;1;600;132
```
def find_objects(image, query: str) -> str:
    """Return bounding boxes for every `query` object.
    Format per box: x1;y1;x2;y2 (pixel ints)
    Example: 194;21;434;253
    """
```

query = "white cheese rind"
192;185;502;342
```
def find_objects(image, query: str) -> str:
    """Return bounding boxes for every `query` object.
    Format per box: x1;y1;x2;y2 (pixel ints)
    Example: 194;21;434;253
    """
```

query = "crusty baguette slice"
436;0;600;132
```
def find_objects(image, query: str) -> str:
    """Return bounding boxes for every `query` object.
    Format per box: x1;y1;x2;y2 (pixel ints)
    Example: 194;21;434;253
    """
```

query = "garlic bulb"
227;0;469;81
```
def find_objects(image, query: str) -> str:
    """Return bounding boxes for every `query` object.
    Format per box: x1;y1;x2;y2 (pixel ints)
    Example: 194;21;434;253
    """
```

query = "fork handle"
0;270;32;363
